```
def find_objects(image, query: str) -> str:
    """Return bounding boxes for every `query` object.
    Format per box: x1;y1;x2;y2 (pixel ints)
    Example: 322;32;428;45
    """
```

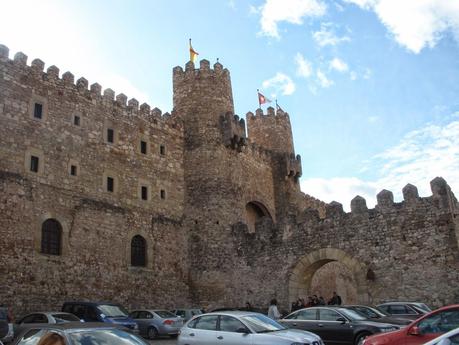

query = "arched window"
131;235;146;267
41;219;62;255
245;201;272;233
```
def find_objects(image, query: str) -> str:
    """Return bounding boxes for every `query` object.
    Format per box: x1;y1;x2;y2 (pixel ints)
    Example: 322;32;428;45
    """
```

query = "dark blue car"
62;302;139;334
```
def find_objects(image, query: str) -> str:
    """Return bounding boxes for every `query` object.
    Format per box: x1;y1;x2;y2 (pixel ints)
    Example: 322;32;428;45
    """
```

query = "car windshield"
337;309;366;321
97;305;129;318
52;313;80;323
353;307;385;318
68;329;148;345
241;314;286;333
154;311;177;318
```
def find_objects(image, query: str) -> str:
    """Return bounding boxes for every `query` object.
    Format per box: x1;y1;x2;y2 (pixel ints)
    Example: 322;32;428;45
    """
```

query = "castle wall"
0;46;189;315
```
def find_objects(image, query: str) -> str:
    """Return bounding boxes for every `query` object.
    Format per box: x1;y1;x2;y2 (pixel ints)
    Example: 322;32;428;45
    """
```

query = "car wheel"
355;332;371;345
147;327;159;339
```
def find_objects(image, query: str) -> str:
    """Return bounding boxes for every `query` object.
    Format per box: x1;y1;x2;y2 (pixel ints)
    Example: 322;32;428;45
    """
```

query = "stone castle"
0;44;458;315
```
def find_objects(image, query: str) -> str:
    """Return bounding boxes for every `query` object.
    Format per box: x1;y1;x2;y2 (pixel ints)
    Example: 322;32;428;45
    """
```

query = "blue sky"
2;0;459;210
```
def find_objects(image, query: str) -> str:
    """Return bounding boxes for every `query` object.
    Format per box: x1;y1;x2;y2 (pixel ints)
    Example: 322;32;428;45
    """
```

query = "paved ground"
147;336;177;345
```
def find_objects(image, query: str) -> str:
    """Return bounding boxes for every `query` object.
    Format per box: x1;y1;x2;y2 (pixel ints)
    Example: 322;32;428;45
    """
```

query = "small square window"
140;140;147;154
160;145;166;155
34;103;43;119
30;155;39;172
141;186;148;200
107;176;114;192
107;128;114;143
70;165;77;176
73;115;80;126
160;189;166;199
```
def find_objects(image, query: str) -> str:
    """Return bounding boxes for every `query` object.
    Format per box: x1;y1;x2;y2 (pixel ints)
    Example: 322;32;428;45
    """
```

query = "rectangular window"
34;103;43;119
160;145;165;155
30;155;39;172
160;189;166;199
107;128;114;143
70;165;77;176
73;115;80;126
141;186;148;200
140;140;147;154
107;176;114;192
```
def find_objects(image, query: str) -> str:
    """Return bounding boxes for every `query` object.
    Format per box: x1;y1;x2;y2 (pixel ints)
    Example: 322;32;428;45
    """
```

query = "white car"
178;310;323;345
423;327;459;345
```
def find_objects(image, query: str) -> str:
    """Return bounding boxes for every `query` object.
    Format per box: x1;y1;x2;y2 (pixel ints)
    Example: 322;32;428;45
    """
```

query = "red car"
363;304;459;345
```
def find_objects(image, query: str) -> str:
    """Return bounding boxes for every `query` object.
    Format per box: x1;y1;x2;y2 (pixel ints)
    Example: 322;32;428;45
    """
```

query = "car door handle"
217;336;223;340
189;333;195;336
318;323;324;327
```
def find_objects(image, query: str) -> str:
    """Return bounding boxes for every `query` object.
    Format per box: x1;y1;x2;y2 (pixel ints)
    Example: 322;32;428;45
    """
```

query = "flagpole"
257;89;261;108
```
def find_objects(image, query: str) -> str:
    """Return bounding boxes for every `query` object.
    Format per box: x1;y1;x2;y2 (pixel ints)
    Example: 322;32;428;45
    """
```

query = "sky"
1;0;459;210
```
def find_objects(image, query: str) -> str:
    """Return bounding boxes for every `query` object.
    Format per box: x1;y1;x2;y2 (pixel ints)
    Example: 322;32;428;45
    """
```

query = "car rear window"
154;311;176;318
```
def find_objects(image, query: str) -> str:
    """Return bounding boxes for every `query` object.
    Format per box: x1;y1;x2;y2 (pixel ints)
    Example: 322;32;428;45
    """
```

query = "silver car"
178;311;324;345
422;327;459;345
14;312;82;336
129;309;183;339
171;308;203;322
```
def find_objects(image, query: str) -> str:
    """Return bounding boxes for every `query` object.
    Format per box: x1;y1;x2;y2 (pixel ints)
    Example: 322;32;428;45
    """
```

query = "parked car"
279;306;400;345
423;327;459;345
376;302;431;320
178;310;323;345
61;302;138;334
343;305;411;326
14;312;82;337
129;309;183;339
11;322;148;345
0;306;14;344
171;308;203;322
363;304;459;345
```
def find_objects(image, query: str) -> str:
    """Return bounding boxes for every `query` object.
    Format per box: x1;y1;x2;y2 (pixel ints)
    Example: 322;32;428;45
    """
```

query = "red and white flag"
257;90;271;107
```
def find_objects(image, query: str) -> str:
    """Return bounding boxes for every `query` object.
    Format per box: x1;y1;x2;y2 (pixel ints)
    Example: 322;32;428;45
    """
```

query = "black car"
343;305;411;326
279;306;400;345
11;322;148;345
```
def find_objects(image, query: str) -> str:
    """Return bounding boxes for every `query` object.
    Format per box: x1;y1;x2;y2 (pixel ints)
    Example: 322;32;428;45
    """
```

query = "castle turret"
246;106;294;155
173;60;234;148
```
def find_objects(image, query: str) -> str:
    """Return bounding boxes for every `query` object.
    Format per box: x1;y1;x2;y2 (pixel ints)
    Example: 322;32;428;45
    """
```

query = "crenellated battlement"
297;177;458;225
172;59;231;81
0;44;181;130
246;106;295;155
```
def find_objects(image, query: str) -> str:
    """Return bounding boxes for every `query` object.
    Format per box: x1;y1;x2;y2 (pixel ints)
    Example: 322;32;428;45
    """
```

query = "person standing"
268;299;281;320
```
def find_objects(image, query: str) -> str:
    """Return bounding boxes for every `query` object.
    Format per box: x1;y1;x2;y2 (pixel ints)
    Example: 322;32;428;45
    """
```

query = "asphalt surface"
147;336;177;344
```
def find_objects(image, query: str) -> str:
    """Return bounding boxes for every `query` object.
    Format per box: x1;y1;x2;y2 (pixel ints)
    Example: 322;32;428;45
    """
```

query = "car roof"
378;302;426;305
203;311;264;317
16;322;120;330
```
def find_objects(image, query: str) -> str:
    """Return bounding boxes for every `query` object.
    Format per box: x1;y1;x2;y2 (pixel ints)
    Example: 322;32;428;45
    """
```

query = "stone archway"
288;248;369;304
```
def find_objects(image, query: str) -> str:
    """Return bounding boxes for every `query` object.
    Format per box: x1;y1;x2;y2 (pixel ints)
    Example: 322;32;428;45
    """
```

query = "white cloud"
0;0;155;107
262;72;296;95
316;69;334;88
344;0;459;53
301;116;459;210
295;53;313;78
312;22;351;46
329;57;349;72
258;0;327;38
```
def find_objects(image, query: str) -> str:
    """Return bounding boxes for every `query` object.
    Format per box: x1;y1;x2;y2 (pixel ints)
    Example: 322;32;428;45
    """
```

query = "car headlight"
379;326;399;333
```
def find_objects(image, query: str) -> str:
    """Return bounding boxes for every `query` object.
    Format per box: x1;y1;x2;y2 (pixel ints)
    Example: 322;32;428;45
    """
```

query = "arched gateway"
288;248;370;304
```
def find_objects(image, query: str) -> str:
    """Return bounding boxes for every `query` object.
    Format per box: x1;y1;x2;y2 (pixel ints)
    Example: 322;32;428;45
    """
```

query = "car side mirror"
336;317;347;324
237;327;250;334
409;326;420;336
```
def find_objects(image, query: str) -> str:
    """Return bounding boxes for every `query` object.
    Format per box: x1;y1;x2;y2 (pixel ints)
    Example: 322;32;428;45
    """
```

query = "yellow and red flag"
189;39;199;63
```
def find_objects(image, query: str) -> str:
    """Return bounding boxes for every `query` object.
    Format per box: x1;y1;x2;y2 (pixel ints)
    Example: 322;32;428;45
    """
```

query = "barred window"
131;235;146;267
41;219;62;255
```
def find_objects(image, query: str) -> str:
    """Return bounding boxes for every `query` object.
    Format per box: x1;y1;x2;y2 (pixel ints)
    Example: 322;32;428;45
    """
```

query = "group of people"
291;292;343;312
